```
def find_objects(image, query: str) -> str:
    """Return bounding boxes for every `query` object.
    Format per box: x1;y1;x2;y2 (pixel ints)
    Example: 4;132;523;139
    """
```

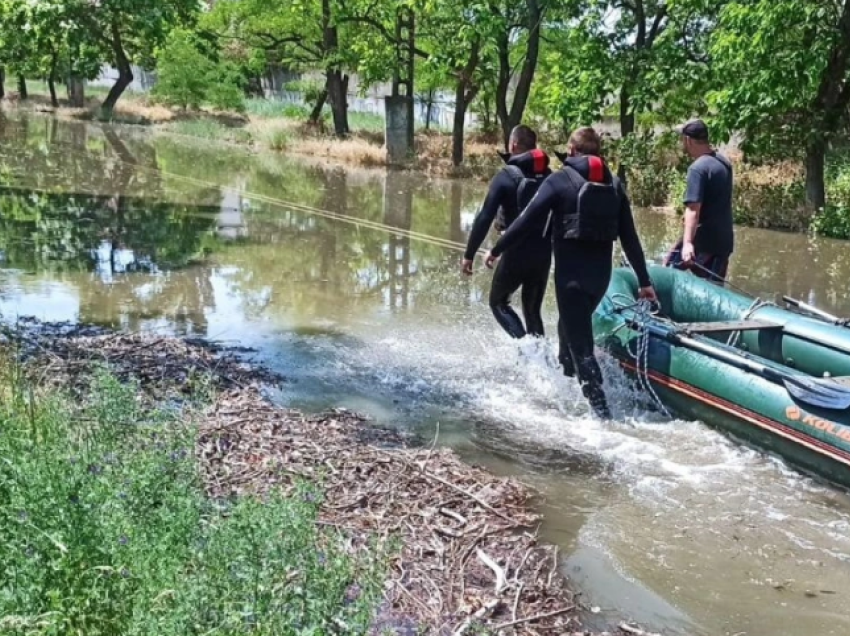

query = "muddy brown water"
2;113;850;636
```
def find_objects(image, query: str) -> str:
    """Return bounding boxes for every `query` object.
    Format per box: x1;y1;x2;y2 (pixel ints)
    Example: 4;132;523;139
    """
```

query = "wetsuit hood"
562;155;614;184
498;149;551;174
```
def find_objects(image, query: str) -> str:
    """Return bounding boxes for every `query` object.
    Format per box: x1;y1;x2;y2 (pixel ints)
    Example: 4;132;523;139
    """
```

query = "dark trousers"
555;282;610;419
489;247;552;339
665;239;730;285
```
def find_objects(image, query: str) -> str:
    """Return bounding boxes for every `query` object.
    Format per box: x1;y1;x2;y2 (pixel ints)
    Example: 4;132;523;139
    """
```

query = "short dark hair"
568;127;602;156
509;125;537;152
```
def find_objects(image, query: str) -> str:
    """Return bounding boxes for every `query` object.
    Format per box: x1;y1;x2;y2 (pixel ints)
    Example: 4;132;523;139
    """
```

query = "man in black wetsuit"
484;127;657;419
461;125;552;339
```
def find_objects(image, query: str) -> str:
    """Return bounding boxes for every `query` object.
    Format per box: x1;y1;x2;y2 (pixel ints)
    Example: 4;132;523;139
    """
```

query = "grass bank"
0;319;658;635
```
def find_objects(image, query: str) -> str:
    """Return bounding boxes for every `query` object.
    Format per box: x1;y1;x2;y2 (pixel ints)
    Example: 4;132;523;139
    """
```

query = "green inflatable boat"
593;265;850;489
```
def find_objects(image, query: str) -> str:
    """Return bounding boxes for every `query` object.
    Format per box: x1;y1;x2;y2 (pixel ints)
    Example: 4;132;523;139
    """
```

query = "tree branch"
647;5;668;47
635;0;646;46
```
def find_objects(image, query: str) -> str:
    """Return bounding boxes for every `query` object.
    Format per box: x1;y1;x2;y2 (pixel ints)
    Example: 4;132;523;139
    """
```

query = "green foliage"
281;103;312;119
810;204;850;239
607;131;687;207
284;79;326;104
206;61;247;113
152;29;211;110
706;0;836;155
153;28;245;112
0;361;387;634
811;152;850;238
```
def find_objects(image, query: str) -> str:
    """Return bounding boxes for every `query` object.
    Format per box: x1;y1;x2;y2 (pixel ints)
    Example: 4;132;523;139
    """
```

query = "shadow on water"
5;113;850;636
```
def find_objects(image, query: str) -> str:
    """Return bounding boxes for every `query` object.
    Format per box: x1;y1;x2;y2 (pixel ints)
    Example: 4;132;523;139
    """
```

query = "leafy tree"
153;29;211;110
205;0;357;135
532;0;717;178
55;0;202;114
152;27;245;112
491;0;547;148
708;0;850;209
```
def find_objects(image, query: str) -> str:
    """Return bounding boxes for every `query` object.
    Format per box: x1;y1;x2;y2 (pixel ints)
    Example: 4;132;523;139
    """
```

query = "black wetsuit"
490;155;652;418
464;150;553;338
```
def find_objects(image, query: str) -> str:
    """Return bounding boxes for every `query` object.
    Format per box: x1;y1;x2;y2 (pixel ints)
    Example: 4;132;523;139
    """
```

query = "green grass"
19;79;114;99
0;356;387;635
245;98;388;133
165;118;253;144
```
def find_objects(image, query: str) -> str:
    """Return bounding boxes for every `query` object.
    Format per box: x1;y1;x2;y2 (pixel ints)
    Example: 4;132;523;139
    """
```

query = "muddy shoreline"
2;316;661;635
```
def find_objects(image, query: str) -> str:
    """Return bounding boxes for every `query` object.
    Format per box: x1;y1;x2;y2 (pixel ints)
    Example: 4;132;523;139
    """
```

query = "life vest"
493;153;550;232
555;156;621;242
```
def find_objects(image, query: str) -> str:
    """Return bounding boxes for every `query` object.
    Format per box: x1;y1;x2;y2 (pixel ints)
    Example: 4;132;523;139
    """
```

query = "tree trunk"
495;34;512;149
618;85;636;182
48;51;59;107
452;81;468;166
451;40;481;166
0;68;5;99
327;72;349;136
496;0;543;148
309;89;328;123
17;75;27;100
48;77;58;107
101;22;133;115
68;74;85;107
425;89;434;130
321;0;349;137
805;136;827;211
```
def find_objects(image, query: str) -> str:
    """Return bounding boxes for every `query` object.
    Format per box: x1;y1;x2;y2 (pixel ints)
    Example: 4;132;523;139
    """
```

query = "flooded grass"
0;354;387;635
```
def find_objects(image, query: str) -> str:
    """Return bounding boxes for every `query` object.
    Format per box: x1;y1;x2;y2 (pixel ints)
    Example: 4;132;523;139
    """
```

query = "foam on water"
292;310;850;574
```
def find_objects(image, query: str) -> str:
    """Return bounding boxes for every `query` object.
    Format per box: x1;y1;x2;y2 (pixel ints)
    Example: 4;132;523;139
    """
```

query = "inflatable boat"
593;265;850;489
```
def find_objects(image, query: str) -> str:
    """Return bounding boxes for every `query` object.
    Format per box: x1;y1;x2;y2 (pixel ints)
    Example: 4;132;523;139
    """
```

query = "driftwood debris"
2;318;654;635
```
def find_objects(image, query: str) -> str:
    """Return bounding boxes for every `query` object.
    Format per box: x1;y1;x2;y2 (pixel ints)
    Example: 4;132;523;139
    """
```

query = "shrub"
810;204;850;239
152;28;211;110
206;62;246;113
153;29;245;113
607;131;686;207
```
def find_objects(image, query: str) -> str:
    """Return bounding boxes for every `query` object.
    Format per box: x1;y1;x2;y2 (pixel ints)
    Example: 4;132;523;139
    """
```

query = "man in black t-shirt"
664;118;735;284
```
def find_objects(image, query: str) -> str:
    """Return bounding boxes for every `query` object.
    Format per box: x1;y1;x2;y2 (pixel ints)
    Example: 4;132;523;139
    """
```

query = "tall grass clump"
0;357;386;635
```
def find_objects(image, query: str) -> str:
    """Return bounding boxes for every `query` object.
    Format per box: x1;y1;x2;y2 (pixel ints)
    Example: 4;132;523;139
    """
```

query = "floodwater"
2;113;850;636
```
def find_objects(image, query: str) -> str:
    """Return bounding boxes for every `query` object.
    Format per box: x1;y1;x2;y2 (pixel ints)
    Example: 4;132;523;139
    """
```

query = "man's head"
508;125;537;154
567;126;602;157
676;118;711;157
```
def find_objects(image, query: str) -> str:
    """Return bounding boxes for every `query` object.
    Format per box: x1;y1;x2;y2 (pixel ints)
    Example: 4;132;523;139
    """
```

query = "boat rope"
726;297;776;347
609;294;671;416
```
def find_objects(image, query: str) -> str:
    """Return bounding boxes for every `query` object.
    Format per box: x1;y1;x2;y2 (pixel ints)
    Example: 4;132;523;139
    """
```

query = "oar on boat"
782;295;849;327
628;319;850;411
682;261;850;329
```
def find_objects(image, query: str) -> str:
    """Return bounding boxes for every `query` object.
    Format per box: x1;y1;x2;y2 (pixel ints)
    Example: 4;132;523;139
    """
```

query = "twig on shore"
494;605;576;630
452;598;501;636
619;623;663;636
476;548;507;593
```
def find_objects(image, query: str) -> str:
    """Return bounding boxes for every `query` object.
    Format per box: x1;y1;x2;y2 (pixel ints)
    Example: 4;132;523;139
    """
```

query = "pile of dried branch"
3;318;281;399
3;319;659;635
197;389;655;635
